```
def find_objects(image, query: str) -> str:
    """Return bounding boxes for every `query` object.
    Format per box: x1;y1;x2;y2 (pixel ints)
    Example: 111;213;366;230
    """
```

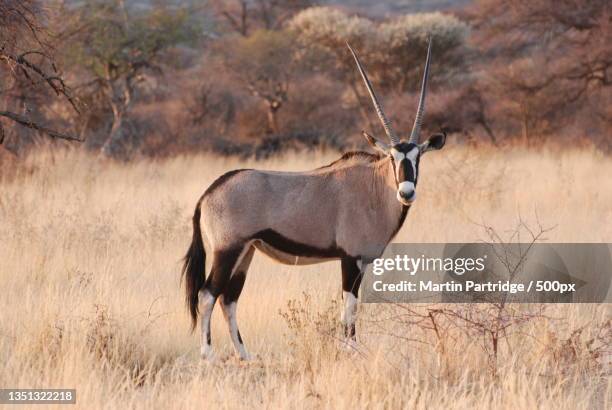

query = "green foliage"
66;1;199;80
219;29;295;84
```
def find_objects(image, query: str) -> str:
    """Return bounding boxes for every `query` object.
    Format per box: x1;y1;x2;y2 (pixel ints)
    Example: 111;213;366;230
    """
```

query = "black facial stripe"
393;142;418;151
398;159;415;183
391;142;421;185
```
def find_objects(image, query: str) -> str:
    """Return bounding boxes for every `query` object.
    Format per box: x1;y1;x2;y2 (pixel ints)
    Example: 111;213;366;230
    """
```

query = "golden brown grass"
0;145;610;409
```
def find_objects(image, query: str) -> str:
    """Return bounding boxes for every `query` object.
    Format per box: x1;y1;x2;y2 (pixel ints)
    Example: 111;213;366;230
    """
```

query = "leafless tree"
217;30;295;134
0;0;80;149
469;0;612;142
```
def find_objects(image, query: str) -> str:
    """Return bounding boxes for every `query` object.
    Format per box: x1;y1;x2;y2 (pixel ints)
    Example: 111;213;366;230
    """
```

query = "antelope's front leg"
341;257;364;343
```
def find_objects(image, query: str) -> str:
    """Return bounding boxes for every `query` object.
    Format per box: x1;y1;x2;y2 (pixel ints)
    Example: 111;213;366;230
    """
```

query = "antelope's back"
199;169;342;249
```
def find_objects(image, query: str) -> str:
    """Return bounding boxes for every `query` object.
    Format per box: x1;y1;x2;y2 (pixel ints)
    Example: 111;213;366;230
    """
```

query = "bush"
289;6;375;51
378;12;470;90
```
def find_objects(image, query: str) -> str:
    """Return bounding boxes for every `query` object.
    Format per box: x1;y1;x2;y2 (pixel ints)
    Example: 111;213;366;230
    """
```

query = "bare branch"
0;111;82;142
1;50;80;113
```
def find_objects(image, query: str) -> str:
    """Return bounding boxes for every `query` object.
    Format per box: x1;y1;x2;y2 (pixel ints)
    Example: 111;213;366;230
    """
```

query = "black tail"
181;200;206;331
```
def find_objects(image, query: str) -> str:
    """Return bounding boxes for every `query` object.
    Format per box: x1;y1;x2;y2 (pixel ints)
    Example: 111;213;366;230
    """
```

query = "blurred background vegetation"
0;0;610;159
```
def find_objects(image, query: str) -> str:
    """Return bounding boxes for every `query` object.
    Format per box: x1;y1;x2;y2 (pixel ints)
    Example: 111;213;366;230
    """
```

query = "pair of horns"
347;40;432;145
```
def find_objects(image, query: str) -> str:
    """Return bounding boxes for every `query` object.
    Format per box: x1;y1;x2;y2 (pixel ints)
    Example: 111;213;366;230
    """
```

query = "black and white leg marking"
199;289;216;359
341;257;364;342
199;247;242;360
220;245;254;360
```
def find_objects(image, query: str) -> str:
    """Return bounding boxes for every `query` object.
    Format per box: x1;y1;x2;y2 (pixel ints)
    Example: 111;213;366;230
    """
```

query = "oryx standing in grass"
182;41;446;360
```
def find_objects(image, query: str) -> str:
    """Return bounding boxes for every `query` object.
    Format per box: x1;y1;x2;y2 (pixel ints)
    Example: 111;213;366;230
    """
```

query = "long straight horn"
347;43;399;146
409;39;433;144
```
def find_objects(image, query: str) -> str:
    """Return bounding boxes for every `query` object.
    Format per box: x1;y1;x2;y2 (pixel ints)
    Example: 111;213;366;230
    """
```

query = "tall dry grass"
0;145;610;409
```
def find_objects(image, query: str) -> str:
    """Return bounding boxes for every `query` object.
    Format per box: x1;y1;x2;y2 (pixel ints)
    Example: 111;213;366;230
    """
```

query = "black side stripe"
252;229;348;259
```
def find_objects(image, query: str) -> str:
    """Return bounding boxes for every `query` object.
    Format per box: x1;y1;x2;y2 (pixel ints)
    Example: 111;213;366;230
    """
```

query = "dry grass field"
0;145;611;409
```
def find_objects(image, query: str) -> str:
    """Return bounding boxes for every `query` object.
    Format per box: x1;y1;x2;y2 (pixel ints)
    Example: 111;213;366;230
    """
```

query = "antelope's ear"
362;131;389;154
420;132;446;154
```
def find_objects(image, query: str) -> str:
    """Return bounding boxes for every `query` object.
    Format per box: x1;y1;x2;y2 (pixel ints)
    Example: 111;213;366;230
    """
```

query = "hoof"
238;352;252;361
339;338;358;352
200;345;215;361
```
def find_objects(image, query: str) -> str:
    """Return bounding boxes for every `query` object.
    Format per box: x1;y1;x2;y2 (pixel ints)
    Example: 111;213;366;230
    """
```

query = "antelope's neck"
370;157;408;238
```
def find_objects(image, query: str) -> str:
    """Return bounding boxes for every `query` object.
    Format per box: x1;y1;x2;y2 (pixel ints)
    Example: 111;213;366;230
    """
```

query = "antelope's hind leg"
341;257;364;345
220;244;255;361
199;246;243;360
199;289;216;359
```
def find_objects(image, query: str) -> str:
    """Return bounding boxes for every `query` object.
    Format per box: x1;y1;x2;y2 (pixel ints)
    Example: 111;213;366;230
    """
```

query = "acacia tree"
217;30;296;134
0;0;80;151
377;12;469;92
64;0;195;156
289;7;469;129
289;7;377;127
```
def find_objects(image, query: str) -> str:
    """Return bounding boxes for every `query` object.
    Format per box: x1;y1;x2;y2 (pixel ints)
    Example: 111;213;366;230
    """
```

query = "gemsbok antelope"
182;41;446;360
